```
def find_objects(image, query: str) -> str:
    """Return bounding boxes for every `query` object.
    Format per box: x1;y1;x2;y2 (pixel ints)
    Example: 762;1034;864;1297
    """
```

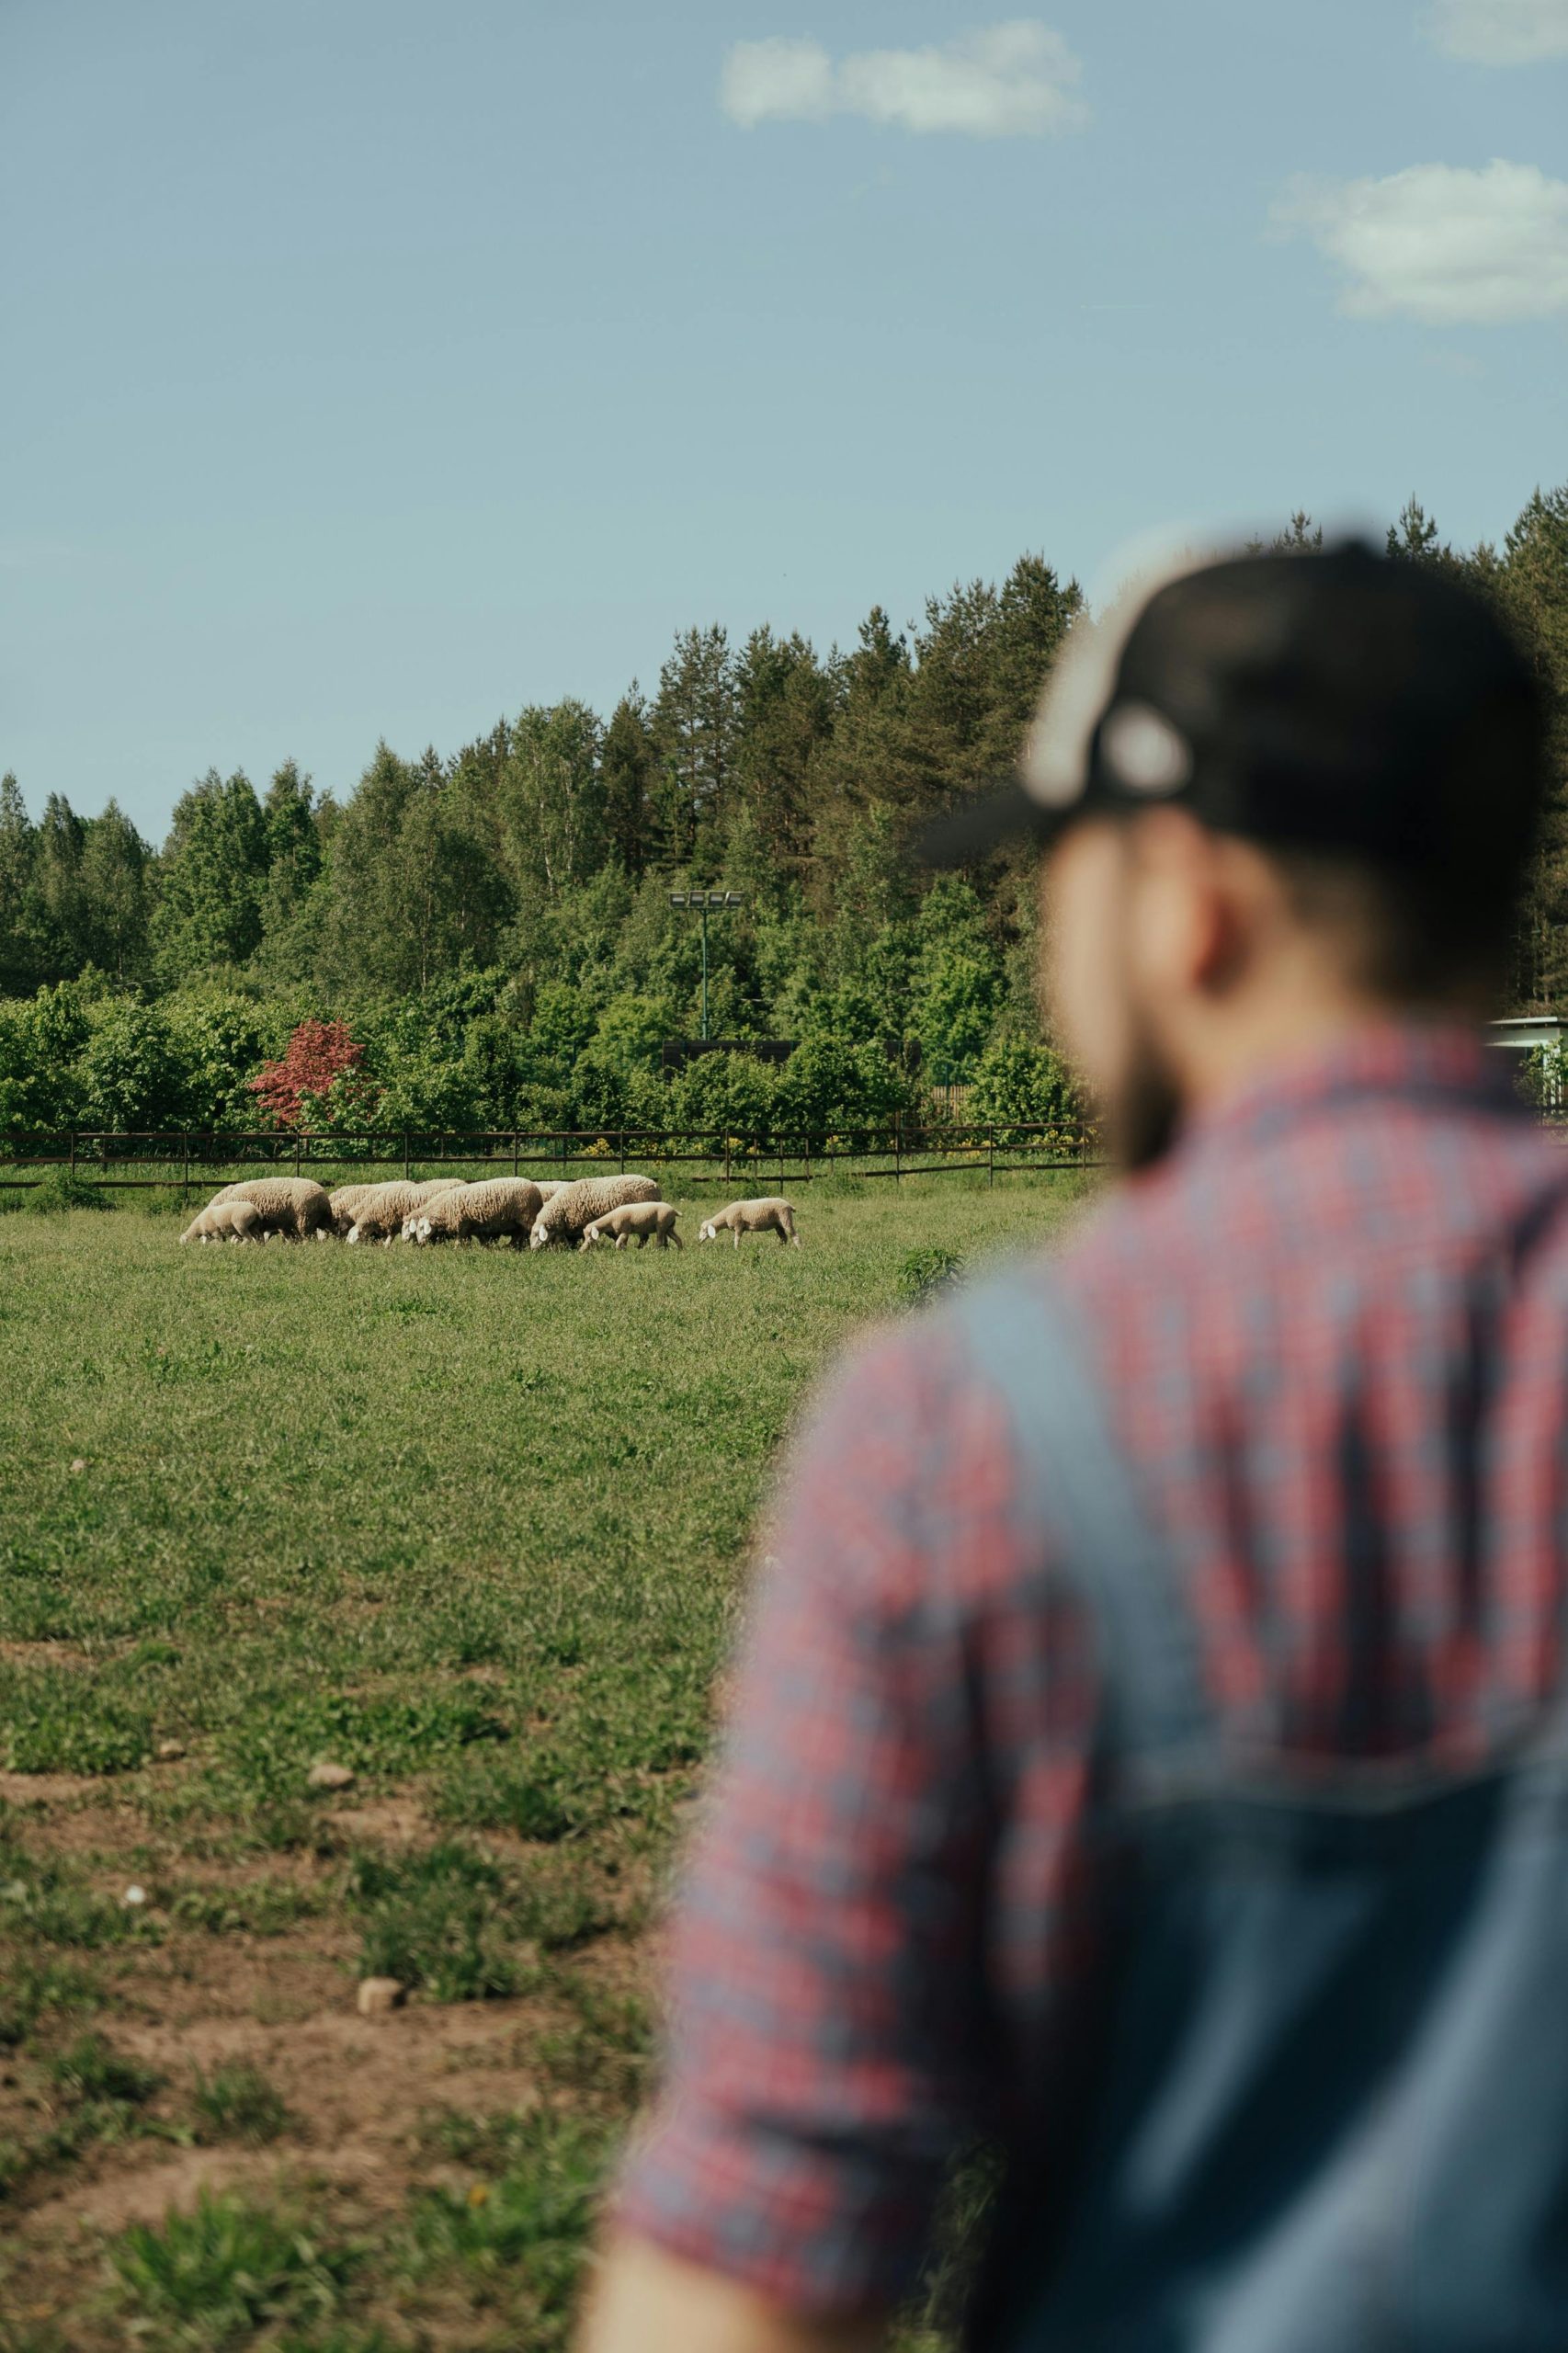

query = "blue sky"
3;0;1564;839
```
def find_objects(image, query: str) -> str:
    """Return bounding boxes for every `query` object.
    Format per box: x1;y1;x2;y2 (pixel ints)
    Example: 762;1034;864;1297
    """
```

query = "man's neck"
1175;984;1484;1121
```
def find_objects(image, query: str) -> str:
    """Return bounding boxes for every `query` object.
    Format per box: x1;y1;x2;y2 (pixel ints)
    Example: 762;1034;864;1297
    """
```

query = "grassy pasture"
0;1177;1087;2350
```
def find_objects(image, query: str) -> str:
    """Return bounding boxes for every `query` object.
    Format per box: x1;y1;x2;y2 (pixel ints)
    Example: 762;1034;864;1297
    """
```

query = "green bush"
966;1039;1087;1146
22;1167;110;1216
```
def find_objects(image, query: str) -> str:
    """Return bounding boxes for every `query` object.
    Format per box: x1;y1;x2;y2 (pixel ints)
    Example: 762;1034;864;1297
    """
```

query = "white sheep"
208;1176;334;1240
346;1179;464;1246
409;1178;543;1247
178;1200;262;1245
327;1183;377;1236
581;1201;682;1251
699;1197;800;1248
528;1173;661;1249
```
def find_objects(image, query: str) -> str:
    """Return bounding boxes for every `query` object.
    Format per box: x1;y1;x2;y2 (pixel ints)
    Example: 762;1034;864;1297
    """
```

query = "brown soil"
1;1769;657;2341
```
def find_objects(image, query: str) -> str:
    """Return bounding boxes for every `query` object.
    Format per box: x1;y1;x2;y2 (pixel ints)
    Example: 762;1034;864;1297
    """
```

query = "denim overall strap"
954;1271;1215;1768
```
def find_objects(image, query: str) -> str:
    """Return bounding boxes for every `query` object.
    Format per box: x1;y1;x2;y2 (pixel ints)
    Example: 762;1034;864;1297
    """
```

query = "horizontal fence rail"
0;1124;1104;1193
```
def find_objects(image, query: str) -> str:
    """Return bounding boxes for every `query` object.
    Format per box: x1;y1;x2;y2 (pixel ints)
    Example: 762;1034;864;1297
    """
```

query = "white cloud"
1273;159;1568;324
721;38;836;126
720;22;1087;138
1423;0;1568;63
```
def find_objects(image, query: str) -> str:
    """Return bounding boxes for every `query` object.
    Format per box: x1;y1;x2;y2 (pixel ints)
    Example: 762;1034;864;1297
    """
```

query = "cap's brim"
915;780;1065;869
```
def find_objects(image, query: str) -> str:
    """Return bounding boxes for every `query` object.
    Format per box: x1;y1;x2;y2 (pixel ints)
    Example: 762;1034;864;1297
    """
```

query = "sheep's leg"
668;1231;682;1250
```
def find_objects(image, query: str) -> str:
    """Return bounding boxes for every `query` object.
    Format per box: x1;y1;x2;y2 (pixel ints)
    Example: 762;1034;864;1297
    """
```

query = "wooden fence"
0;1122;1102;1193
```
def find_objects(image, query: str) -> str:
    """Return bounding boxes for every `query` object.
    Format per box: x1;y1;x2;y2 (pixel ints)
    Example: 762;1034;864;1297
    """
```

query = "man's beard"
1107;999;1183;1174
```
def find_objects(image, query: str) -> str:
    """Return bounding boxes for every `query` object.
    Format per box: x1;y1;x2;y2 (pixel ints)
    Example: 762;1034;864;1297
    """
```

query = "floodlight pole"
668;890;746;1043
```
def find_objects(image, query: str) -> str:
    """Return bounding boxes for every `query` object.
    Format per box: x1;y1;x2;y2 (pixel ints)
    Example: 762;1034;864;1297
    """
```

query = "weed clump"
192;2059;295;2145
895;1245;966;1307
346;1842;535;2003
49;2033;161;2106
111;2192;358;2345
403;2109;608;2343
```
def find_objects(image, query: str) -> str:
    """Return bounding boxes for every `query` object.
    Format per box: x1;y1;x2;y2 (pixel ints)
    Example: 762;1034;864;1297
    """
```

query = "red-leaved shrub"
247;1020;378;1129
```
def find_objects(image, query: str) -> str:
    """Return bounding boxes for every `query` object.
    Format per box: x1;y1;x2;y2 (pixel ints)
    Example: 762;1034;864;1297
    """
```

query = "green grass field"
0;1178;1087;2351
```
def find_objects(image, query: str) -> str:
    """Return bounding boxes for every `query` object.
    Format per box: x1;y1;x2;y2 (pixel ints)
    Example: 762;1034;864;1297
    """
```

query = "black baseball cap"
919;540;1543;878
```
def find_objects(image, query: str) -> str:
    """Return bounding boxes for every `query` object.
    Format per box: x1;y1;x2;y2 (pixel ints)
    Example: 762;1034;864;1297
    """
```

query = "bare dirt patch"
0;1768;114;1809
0;1640;100;1670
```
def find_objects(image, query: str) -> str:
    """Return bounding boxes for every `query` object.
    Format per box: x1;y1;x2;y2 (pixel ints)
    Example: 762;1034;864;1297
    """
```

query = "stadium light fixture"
667;891;747;1040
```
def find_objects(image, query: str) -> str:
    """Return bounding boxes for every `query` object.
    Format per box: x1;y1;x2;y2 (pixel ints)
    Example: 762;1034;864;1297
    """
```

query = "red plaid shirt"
617;1022;1568;2313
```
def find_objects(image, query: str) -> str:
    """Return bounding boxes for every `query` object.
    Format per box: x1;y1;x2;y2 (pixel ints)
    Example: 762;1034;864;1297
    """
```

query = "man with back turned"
580;542;1562;2351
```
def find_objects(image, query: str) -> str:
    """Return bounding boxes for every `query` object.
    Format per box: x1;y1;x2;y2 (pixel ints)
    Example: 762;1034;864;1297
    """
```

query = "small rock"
69;1459;86;1475
121;1884;148;1909
307;1760;356;1792
357;1977;406;2017
154;1739;187;1763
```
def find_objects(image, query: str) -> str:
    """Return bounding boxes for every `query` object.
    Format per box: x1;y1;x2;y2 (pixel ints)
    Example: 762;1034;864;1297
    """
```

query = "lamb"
345;1179;464;1245
178;1200;262;1245
581;1200;682;1251
528;1173;661;1249
207;1176;334;1241
699;1197;800;1248
409;1178;543;1247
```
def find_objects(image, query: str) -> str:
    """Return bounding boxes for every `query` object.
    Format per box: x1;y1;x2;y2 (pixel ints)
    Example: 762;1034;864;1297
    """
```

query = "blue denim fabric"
958;1274;1568;2353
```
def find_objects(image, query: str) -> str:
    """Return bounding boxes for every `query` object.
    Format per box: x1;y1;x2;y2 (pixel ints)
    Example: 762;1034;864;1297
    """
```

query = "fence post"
619;1130;626;1175
512;1131;518;1177
724;1132;731;1187
894;1115;902;1186
184;1133;190;1195
989;1123;995;1188
403;1130;411;1180
69;1129;76;1183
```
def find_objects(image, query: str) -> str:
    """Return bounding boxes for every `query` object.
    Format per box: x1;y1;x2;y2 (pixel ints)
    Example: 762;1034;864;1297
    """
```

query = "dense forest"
2;491;1564;1142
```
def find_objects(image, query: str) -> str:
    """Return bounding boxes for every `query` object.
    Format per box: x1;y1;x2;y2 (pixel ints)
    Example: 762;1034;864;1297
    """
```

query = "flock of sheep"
176;1171;801;1254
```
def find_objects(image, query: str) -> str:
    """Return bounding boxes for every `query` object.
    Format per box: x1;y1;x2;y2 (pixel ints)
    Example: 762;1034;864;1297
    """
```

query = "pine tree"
733;628;834;882
34;792;88;974
0;772;45;994
1494;489;1568;1007
78;800;151;983
653;626;737;869
1387;497;1444;563
600;691;656;878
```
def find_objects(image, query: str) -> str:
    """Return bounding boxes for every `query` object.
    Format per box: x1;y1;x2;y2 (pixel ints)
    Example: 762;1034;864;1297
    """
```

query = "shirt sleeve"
613;1316;1032;2314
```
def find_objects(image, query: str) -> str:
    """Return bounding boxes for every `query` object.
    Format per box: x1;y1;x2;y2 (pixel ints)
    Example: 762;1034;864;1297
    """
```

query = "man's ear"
1126;809;1234;998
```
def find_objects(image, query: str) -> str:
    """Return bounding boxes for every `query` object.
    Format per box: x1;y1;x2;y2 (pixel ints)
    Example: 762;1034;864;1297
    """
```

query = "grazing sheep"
327;1183;377;1236
409;1178;543;1247
528;1173;661;1249
345;1179;463;1246
581;1201;682;1252
178;1200;262;1245
699;1197;800;1248
208;1176;334;1241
